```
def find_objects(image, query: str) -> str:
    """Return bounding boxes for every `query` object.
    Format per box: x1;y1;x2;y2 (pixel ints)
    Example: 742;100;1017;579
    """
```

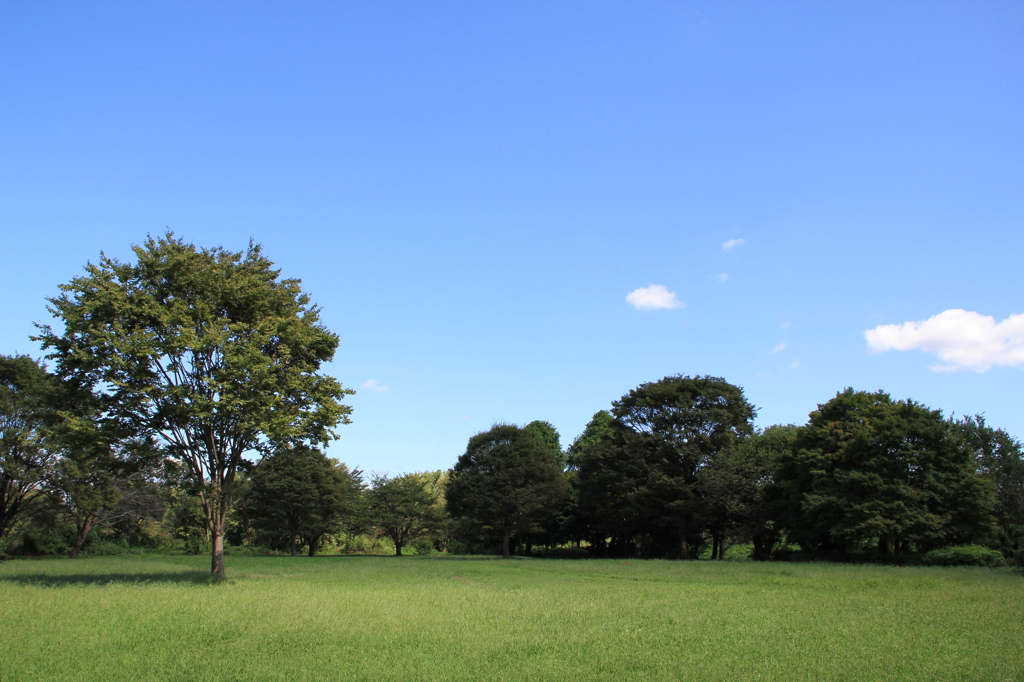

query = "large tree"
0;355;57;553
950;415;1024;557
773;389;995;554
36;232;352;577
446;423;566;558
578;375;756;559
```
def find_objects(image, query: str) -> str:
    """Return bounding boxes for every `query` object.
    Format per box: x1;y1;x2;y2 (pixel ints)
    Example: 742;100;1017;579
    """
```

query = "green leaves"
34;232;353;574
447;424;567;557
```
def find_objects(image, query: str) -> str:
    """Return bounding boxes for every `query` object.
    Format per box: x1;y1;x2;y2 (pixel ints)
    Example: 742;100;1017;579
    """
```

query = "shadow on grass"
0;571;210;587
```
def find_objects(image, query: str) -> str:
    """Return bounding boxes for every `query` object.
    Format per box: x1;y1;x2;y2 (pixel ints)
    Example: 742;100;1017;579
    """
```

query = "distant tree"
520;420;569;552
524;421;566;470
557;412;616;549
567;411;615;471
773;389;996;554
35;232;352;577
368;471;445;556
579;375;756;559
0;355;57;553
446;423;566;558
699;425;795;560
246;445;361;556
43;375;160;559
950;415;1024;557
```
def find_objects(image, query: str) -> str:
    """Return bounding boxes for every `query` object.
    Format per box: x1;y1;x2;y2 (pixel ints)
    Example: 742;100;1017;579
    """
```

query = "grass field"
1;555;1021;681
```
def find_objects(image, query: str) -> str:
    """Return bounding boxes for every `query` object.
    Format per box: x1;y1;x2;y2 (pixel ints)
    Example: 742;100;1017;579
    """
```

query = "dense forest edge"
2;233;1021;572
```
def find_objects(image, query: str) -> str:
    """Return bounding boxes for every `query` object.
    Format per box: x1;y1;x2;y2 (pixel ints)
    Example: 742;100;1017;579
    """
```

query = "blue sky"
2;1;1022;475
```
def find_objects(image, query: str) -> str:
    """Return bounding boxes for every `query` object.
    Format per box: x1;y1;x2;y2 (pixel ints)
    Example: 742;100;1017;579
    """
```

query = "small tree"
36;232;352;577
446;423;566;558
368;471;444;556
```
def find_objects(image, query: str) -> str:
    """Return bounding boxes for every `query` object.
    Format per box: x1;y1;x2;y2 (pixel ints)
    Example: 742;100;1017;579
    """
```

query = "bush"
534;547;590;560
84;539;134;556
922;545;1007;568
409;537;437;556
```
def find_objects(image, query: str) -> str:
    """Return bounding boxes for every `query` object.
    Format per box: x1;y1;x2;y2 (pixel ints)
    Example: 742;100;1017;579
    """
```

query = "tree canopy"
35;232;352;576
245;445;362;556
579;375;757;559
772;389;996;554
0;355;57;553
446;423;566;558
368;471;445;556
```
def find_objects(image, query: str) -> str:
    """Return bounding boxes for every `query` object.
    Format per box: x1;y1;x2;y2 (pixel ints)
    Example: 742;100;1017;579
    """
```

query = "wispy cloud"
864;309;1024;372
716;273;729;283
361;379;391;392
722;238;746;252
771;342;787;354
780;320;791;330
789;359;800;369
626;284;685;311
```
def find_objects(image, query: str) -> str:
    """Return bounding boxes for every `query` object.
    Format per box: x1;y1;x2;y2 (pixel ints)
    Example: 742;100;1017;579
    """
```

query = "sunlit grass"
1;555;1021;681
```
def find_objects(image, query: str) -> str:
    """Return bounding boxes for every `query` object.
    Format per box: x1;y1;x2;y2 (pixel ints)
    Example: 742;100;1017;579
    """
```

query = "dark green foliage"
578;375;756;559
772;389;996;554
533;546;590;559
35;232;353;576
0;355;58;553
921;544;1007;568
950;415;1024;557
244;446;362;556
368;471;445;556
446;423;567;558
700;425;795;560
523;421;565;470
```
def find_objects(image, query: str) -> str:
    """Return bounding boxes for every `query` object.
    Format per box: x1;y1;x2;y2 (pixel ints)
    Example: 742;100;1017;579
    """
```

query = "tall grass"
1;555;1020;681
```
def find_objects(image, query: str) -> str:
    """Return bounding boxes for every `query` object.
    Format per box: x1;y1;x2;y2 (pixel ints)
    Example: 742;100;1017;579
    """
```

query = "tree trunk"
501;528;511;559
308;533;322;556
395;540;403;557
68;511;101;559
210;522;226;579
680;535;688;560
711;533;720;561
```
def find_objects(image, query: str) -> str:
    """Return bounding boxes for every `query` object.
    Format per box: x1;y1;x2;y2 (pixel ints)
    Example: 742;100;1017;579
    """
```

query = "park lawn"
0;555;1021;682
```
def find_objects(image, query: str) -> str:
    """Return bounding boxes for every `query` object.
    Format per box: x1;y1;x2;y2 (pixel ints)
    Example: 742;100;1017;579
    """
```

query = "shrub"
534;547;590;560
922;545;1007;568
409;537;437;556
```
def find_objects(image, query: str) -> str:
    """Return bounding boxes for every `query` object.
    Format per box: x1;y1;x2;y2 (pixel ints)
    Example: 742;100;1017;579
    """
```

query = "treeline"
2;234;1021;571
4;357;1021;567
444;376;1023;566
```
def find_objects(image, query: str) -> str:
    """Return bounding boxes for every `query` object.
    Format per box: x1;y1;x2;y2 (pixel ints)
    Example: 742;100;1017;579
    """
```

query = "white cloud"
864;309;1024;373
780;320;791;330
626;284;685;311
789;359;800;369
771;342;787;354
716;273;729;283
722;238;746;252
361;379;391;392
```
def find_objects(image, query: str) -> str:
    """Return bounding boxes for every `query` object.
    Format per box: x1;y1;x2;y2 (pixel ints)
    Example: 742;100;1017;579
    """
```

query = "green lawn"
1;554;1021;681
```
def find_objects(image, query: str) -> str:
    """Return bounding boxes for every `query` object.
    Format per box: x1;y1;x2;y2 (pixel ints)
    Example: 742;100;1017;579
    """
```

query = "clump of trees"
2;233;1022;567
